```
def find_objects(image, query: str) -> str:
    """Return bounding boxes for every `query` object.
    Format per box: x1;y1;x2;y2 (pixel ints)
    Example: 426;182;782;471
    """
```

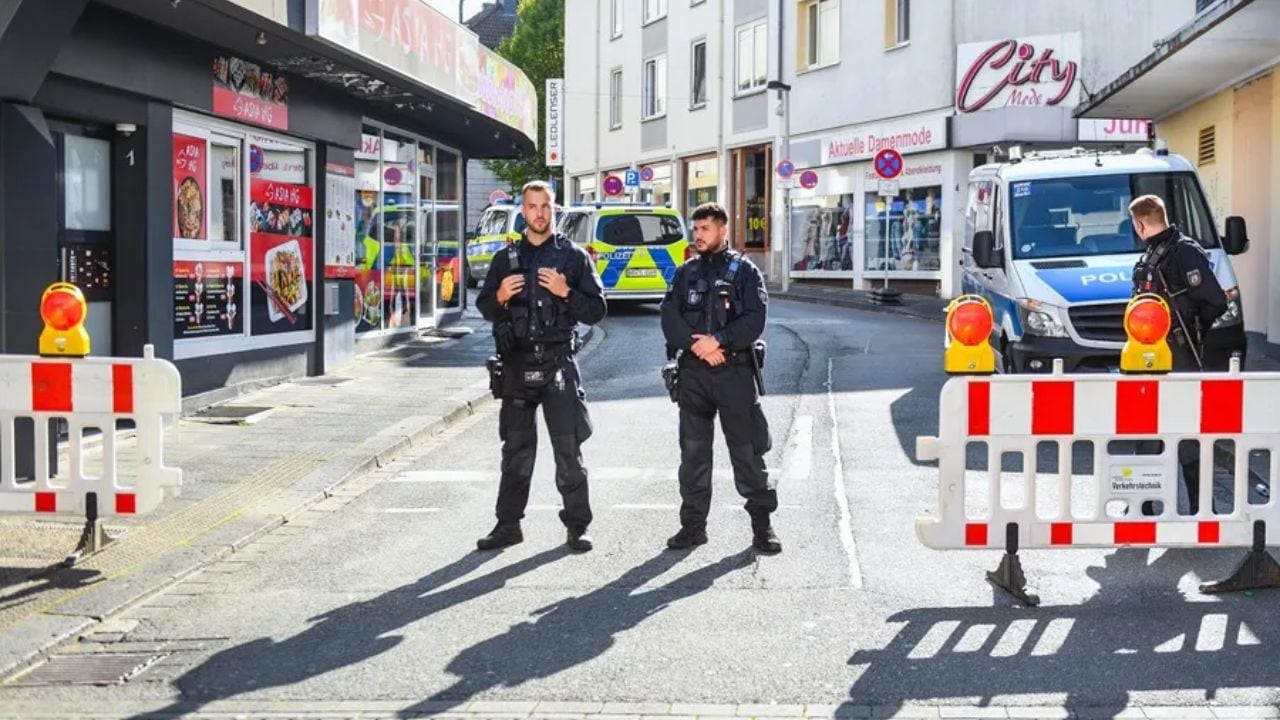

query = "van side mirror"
972;230;1000;269
1224;216;1249;255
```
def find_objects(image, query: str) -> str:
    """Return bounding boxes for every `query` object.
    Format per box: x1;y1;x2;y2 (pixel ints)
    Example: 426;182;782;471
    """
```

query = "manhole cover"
6;652;168;686
189;405;275;425
292;377;354;387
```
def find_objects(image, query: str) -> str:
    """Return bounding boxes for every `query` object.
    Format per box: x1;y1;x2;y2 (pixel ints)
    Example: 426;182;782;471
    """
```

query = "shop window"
800;0;840;70
435;148;462;311
643;55;667;120
355;129;383;334
640;164;673;206
575;175;598;203
691;40;708;109
865;186;942;272
208;139;241;245
683;155;718;216
736;20;768;94
734;146;771;250
791;194;855;272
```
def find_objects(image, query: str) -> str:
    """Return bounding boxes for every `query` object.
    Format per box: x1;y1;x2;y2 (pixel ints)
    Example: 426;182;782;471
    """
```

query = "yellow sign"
39;282;90;357
1121;294;1172;374
944;295;996;374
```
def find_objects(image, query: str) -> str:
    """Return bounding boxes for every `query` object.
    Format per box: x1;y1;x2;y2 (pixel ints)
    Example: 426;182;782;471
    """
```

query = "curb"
771;289;947;323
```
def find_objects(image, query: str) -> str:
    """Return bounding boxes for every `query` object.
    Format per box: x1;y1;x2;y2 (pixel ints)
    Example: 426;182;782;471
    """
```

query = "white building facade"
564;0;1197;294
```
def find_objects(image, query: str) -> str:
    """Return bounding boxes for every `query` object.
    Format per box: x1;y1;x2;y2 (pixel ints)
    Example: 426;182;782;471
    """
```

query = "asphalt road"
1;298;1277;716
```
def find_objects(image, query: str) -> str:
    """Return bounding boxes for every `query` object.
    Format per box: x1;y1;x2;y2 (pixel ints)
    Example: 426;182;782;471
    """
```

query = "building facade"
0;0;536;406
1078;0;1280;350
464;0;520;231
564;0;1195;295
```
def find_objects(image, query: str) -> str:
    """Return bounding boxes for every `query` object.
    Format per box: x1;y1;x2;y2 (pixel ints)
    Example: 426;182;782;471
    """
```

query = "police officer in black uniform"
660;202;780;554
475;181;607;553
1129;193;1228;515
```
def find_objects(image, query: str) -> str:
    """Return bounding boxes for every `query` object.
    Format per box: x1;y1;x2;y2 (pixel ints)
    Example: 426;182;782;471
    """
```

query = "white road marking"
392;468;784;483
783;415;814;482
379;508;442;514
828;358;865;589
391;471;489;483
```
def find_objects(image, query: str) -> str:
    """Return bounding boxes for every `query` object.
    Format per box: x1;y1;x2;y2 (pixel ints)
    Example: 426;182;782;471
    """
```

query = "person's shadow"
399;549;756;716
130;547;565;719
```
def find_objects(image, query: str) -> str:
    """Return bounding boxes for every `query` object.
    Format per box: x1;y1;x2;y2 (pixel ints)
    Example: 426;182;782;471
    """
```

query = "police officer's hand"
537;268;571;298
497;274;525;305
704;349;727;367
690;334;722;360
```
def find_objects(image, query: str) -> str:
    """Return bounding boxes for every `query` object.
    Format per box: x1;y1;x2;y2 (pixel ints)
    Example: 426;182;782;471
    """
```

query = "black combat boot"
666;526;708;550
752;523;782;554
476;523;523;551
566;526;594;553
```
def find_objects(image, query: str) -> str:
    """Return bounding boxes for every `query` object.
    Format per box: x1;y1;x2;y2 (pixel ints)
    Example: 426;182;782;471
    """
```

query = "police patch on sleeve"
1187;269;1202;288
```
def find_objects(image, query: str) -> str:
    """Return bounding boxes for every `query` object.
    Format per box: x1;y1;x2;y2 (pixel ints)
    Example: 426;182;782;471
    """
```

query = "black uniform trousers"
676;355;777;531
496;352;593;530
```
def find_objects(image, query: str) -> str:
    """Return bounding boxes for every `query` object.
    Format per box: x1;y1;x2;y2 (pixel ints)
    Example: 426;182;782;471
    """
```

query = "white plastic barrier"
0;345;182;517
916;363;1279;551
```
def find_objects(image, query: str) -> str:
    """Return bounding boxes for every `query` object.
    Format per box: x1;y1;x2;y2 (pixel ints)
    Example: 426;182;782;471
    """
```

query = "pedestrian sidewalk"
0;309;526;678
768;282;949;322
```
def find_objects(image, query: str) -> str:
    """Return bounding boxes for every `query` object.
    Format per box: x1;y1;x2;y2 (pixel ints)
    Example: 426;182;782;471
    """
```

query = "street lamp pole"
768;79;791;295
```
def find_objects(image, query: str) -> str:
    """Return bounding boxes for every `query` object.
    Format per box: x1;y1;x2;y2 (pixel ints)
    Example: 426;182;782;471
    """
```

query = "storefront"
784;111;956;295
733;144;772;256
682;154;719;215
0;0;535;400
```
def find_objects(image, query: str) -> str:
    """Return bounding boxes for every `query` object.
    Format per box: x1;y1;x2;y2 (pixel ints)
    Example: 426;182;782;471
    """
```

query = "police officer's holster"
495;340;594;530
675;351;776;532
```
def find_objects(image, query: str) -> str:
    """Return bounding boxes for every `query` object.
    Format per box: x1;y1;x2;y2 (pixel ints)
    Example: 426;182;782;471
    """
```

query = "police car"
466;200;562;287
558;203;691;302
961;144;1249;373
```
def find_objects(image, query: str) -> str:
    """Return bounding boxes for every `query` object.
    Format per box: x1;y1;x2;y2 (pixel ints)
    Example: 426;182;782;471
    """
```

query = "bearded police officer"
660;202;780;554
1129;193;1229;515
476;181;607;553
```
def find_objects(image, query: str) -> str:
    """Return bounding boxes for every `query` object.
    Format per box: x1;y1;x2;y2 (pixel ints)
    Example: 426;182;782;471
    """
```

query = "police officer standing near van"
476;181;607;553
660;202;780;554
1129;193;1229;514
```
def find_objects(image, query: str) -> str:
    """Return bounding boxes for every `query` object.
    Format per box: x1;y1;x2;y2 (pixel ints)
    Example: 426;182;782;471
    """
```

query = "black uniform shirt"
1131;225;1228;333
477;233;607;347
660;247;768;353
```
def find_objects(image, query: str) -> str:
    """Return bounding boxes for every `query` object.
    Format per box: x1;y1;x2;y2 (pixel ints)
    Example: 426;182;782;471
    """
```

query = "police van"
558;203;691;302
466;200;562;287
961;145;1250;373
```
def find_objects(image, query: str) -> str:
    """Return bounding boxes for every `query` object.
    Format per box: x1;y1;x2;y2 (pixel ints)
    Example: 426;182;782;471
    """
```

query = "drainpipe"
594;2;603;198
717;0;726;231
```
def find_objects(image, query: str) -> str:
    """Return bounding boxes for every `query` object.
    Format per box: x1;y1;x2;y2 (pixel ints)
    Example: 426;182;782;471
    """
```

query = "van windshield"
1009;172;1218;260
595;213;685;246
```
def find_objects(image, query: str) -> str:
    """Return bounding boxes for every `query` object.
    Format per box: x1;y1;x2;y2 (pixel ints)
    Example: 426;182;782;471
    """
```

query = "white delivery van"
961;146;1250;373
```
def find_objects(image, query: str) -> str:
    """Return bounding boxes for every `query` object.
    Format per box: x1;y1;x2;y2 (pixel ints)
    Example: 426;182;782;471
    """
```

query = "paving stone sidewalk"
0;310;529;678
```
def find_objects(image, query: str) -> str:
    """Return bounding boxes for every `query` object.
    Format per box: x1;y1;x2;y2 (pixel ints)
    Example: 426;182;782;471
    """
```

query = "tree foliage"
482;0;565;194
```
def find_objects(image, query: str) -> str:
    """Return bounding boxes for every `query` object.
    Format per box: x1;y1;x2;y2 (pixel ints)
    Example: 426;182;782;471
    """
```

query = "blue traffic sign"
624;169;641;187
775;160;795;179
639;165;655;182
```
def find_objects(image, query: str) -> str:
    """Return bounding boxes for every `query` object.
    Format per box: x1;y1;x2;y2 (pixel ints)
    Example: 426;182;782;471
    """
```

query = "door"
53;123;115;355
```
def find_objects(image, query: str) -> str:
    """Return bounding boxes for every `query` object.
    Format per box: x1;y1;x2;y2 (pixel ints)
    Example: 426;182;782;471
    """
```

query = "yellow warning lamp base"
944;294;997;375
39;327;91;358
1120;294;1173;375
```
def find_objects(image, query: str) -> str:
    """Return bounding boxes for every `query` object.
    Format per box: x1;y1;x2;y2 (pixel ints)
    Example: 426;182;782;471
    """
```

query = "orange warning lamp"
1121;294;1172;373
945;295;995;374
39;282;90;357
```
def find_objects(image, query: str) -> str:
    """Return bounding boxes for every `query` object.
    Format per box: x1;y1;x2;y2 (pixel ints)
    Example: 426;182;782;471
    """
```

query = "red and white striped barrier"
0;345;182;517
916;363;1279;551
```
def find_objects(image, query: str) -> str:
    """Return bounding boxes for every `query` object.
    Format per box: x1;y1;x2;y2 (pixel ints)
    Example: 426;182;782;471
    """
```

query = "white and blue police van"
961;145;1250;373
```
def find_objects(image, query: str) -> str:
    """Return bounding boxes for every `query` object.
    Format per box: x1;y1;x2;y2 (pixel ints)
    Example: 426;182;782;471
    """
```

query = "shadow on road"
131;548;752;719
839;547;1280;717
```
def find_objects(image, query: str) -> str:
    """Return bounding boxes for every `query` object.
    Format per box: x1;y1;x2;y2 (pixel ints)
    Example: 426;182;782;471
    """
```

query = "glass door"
417;143;436;325
434;147;463;319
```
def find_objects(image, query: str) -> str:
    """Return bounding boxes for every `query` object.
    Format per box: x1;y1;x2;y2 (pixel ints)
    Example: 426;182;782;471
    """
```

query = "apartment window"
885;0;909;47
801;0;840;70
691;40;708;108
643;0;667;24
610;0;623;38
736;20;769;94
609;68;623;129
643;55;667;119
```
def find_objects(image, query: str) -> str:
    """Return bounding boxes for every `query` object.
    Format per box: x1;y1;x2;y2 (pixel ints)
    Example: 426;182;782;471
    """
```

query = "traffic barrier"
0;345;182;518
918;295;1280;605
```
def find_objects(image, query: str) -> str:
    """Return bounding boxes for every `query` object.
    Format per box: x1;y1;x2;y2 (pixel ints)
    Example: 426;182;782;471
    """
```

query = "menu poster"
174;261;244;339
250;179;314;237
324;163;357;279
173;134;208;240
250;233;314;335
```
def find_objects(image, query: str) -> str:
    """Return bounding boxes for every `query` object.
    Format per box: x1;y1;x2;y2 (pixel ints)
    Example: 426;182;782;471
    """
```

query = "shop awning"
1076;0;1280;120
97;0;536;159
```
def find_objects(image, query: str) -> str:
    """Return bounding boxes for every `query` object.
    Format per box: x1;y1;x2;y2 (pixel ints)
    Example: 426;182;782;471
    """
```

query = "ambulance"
961;144;1250;373
558;203;691;302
